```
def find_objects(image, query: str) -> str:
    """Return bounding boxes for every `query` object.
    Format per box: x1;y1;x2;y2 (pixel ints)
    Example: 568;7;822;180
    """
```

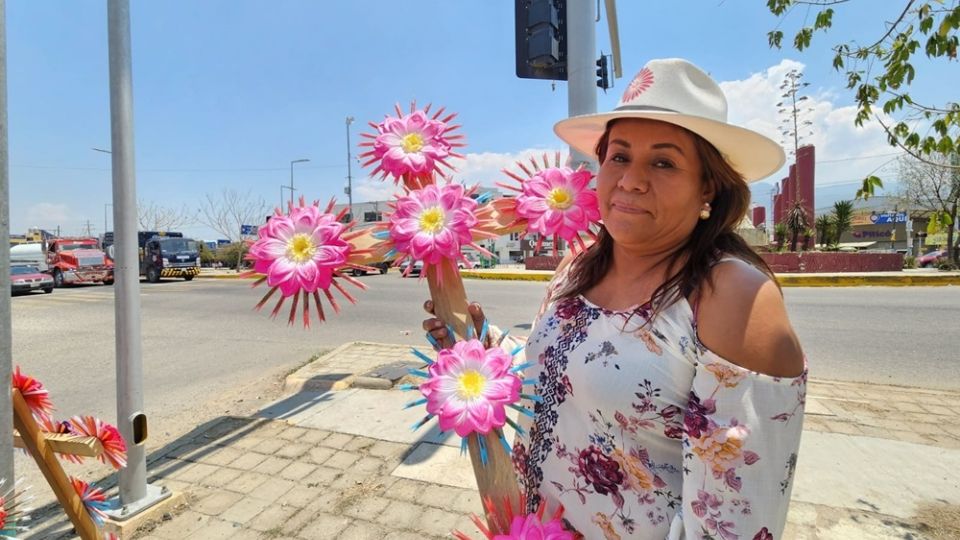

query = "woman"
425;58;806;539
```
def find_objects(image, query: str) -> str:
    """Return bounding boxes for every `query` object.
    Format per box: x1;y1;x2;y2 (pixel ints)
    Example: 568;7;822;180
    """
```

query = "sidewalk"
90;341;958;540
196;266;960;286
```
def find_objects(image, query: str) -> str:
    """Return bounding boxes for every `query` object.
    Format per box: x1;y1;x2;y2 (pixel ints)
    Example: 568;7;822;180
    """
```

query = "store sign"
869;212;907;224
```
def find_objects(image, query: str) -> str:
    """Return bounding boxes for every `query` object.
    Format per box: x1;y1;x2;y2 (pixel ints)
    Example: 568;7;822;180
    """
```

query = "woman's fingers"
423;300;435;315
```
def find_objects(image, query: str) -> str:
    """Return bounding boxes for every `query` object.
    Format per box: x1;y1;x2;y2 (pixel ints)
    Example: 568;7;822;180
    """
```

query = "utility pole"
105;0;169;518
0;0;16;489
346;116;354;221
566;0;597;171
289;158;309;211
83;219;95;236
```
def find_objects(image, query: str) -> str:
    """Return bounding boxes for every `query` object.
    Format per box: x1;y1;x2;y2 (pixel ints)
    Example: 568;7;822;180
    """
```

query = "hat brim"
554;110;786;182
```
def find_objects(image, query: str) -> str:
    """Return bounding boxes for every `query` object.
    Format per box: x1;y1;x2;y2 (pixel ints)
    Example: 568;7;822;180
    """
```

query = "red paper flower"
70;477;109;526
11;366;53;421
69;416;127;470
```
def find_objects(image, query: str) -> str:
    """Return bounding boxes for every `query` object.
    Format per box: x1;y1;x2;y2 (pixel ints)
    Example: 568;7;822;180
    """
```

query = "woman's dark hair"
554;120;778;316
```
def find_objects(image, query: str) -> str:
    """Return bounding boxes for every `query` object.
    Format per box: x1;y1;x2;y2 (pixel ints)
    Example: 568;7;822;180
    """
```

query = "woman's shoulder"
695;256;805;378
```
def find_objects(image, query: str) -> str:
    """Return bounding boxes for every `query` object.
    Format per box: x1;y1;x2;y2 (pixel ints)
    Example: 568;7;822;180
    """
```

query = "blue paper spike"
397;383;418;391
466;320;476;340
477;434;489;465
411;414;434;431
411;348;435;364
511;362;534;373
509;403;536;418
522;378;537;386
385;248;398;258
447;324;458;343
403;397;428;409
480;319;489;343
497;429;513;455
505;416;527;436
424;332;441;350
476;191;494;204
497;329;511;346
511;344;525;357
520;393;543;403
407;368;430;378
460;436;469;456
371;230;391;240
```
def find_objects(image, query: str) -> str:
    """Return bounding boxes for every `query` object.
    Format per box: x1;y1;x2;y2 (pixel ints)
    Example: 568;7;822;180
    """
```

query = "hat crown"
616;58;728;124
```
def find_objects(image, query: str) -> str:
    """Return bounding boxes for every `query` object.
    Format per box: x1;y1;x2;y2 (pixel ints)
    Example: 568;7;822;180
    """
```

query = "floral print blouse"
512;263;806;540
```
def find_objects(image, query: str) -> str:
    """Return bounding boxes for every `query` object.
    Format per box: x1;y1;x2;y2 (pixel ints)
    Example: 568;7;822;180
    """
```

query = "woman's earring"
699;202;711;220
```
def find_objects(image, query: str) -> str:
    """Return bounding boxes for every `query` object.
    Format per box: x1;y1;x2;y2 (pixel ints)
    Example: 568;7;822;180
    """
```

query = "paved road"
11;276;960;424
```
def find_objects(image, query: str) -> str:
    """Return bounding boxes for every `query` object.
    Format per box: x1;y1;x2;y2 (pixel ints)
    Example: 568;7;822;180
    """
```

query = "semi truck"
103;231;201;282
45;237;114;287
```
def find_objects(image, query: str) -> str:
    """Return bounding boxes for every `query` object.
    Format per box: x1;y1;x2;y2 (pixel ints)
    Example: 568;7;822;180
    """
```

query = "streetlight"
345;116;354;221
289;158;309;210
280;185;296;212
94;149;114;236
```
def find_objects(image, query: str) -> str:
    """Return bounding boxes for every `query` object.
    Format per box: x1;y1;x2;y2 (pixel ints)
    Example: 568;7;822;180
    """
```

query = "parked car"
10;265;54;295
917;250;946;268
399;259;423;277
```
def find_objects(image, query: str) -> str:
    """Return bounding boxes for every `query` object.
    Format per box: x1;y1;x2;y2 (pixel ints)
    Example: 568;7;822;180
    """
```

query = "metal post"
0;0;16;488
346;116;354;221
289;159;308;211
566;0;597;171
106;0;169;516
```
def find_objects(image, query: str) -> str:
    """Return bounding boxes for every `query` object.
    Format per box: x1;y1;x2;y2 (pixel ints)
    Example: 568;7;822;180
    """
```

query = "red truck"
45;238;114;287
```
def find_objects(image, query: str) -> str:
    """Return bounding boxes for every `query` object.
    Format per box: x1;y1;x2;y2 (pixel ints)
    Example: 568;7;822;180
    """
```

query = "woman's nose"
616;166;649;193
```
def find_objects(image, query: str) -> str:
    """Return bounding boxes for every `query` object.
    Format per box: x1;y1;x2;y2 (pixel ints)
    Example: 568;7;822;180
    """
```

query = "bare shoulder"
695;258;805;378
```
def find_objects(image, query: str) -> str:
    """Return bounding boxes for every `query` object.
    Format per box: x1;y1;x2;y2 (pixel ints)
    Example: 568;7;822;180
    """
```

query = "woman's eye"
611;154;629;163
653;159;675;169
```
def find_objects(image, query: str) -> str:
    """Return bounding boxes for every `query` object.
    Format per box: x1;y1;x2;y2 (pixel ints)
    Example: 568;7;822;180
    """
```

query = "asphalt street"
12;274;959;430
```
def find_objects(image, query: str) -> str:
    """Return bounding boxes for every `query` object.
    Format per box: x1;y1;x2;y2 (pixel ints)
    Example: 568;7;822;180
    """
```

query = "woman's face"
596;119;712;253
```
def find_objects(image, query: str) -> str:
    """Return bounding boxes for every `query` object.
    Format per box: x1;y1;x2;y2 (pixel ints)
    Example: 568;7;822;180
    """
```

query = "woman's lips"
610;201;650;215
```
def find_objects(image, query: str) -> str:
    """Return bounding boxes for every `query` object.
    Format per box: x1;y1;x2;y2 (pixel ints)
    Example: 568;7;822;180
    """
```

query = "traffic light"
596;55;611;90
515;0;567;81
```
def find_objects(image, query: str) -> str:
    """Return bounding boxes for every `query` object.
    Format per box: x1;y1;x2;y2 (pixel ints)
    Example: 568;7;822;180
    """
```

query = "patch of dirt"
912;502;960;540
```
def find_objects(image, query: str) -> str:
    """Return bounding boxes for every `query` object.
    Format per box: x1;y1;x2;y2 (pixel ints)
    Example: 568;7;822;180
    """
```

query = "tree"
137;200;196;231
831;200;854;246
767;1;959;167
774;222;788;249
786;200;811;251
197;189;268;270
895;152;959;263
815;213;834;247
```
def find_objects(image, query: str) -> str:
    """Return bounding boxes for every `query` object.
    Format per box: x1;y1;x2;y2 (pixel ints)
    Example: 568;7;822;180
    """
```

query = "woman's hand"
422;300;490;349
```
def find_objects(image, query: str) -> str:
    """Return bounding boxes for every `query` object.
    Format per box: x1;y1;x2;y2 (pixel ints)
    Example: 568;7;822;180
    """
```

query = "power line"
10;163;347;173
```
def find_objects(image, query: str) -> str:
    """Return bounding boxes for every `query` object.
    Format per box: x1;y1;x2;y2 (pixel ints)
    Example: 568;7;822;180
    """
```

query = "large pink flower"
245;198;369;327
419;340;521;437
499;153;600;255
360;102;464;190
389;183;493;276
493;514;573;540
453;494;573;540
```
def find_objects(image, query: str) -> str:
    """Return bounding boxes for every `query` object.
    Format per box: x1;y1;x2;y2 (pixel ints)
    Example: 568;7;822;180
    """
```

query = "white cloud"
721;60;900;208
26;203;70;227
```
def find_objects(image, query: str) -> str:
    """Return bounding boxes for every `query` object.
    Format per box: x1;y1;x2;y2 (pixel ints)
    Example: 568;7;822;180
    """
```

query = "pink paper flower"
69;416;127;470
419;340;521;437
388;183;494;277
245;198;370;327
453;494;574;540
360;102;464;190
498;153;599;255
11;366;53;421
40;416;85;464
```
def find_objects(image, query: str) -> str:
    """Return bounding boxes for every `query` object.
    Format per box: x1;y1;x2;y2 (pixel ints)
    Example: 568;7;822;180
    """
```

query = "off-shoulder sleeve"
671;350;806;540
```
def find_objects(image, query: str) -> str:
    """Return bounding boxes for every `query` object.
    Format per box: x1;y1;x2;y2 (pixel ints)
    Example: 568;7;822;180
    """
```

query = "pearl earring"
699;202;711;220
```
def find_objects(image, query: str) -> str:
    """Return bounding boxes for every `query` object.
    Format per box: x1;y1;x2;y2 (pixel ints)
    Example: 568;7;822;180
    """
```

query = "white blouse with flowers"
511;261;806;540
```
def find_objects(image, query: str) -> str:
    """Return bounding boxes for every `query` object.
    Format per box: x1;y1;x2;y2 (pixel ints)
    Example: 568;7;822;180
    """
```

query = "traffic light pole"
566;0;597;171
0;0;15;490
105;0;170;519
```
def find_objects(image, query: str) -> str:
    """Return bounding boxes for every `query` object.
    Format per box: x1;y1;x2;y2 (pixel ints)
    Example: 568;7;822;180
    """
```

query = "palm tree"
774;223;788;250
786;200;810;251
815;214;833;248
855;175;884;200
831;200;854;246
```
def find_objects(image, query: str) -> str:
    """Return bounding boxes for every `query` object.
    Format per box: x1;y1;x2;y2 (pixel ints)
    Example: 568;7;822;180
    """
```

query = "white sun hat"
554;58;786;182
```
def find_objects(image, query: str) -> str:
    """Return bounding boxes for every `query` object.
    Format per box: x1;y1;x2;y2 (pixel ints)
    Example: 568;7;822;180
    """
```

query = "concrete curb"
195;272;258;280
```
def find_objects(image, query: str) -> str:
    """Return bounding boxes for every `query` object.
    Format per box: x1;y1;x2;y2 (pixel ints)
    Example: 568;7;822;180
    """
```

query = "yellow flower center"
286;233;316;263
401;132;424;153
546;187;573;210
418;207;445;234
457;370;487;400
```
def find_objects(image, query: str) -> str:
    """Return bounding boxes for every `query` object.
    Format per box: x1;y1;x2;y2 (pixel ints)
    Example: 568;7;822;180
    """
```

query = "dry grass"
913;502;960;540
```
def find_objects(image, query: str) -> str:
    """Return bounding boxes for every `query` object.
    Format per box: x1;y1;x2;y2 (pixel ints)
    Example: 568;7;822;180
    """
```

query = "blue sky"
7;1;953;240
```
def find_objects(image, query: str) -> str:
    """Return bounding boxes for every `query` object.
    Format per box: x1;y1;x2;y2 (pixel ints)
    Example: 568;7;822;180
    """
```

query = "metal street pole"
566;0;597;171
0;0;15;488
106;0;169;516
289;158;309;210
345;116;354;221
